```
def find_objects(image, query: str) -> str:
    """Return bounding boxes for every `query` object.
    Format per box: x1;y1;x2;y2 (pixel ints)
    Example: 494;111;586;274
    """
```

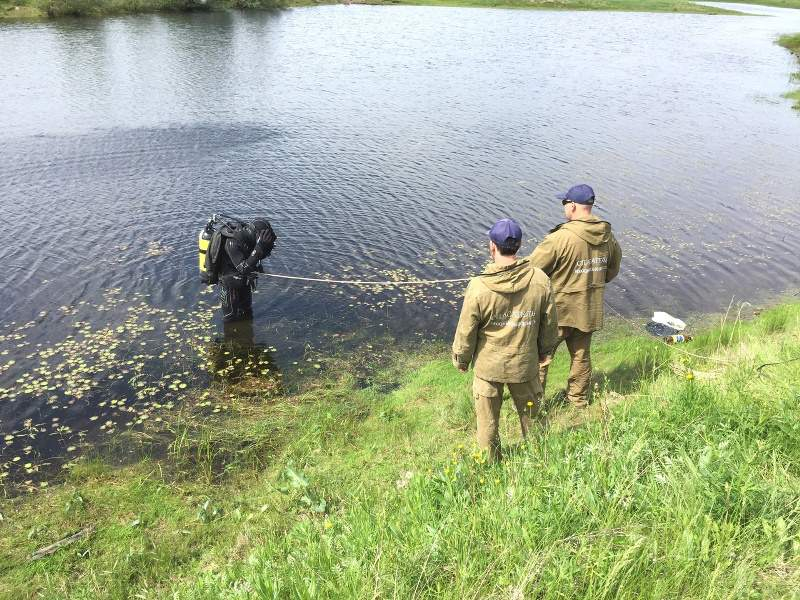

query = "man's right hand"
251;244;266;261
256;227;277;257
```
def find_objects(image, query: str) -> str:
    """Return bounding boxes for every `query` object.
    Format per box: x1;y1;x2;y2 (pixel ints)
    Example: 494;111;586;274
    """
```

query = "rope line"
253;258;532;286
255;272;471;286
256;271;735;366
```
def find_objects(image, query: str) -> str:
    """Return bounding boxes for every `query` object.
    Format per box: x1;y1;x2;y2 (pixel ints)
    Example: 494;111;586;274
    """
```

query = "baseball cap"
487;218;523;250
556;184;595;205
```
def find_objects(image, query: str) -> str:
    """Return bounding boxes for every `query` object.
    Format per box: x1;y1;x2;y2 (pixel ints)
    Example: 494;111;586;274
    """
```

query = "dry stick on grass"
31;527;95;561
756;357;800;373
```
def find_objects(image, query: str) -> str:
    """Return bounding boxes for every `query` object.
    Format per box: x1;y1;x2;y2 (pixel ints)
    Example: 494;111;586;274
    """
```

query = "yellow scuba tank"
199;228;212;274
199;220;216;284
199;214;249;285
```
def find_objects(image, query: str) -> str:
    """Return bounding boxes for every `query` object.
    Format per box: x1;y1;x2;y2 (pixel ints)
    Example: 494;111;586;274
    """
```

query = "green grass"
0;0;284;19
8;0;800;21
722;0;800;7
350;0;737;14
778;33;800;109
0;0;42;17
2;302;799;598
780;33;800;53
42;0;211;18
0;0;748;21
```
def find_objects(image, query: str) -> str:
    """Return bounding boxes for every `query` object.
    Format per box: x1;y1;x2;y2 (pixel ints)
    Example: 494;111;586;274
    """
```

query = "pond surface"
1;4;800;484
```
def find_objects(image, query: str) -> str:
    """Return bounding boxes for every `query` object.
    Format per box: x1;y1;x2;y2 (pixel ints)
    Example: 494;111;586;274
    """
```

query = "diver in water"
219;219;276;322
200;216;277;323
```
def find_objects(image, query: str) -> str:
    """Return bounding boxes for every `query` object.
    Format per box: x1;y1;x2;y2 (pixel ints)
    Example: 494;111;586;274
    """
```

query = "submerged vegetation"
1;302;799;597
779;33;800;109
0;254;475;491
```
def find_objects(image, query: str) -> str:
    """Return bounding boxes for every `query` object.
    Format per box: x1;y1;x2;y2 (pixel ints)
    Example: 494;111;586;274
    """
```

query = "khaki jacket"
529;216;621;333
452;259;559;384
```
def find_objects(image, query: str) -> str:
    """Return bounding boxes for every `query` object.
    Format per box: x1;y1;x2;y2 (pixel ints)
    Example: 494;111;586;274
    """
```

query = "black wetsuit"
219;235;263;322
210;219;275;323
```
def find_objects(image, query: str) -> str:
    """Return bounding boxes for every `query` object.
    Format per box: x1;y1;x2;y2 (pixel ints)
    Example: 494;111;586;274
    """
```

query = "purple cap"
556;184;595;205
487;218;523;250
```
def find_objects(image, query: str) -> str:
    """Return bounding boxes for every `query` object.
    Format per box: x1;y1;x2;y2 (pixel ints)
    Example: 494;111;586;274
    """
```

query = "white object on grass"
651;311;686;332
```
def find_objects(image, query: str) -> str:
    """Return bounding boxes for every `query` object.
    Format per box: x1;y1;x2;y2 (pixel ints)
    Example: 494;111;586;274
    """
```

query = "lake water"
1;3;800;485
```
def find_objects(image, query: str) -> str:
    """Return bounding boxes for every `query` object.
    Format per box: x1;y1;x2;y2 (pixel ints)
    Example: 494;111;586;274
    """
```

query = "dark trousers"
538;327;593;408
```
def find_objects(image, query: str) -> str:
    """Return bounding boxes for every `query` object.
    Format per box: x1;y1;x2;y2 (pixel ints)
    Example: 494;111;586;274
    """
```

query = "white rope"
255;272;471;286
258;272;731;364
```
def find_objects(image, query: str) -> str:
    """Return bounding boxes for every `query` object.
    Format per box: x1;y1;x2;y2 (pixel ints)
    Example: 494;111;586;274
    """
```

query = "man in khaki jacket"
452;218;559;461
530;184;622;408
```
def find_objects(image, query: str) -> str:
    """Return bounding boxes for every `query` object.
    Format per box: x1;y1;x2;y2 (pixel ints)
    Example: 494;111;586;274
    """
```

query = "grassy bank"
0;0;747;21
779;33;800;108
349;0;735;14
722;0;800;7
0;0;284;20
1;302;799;598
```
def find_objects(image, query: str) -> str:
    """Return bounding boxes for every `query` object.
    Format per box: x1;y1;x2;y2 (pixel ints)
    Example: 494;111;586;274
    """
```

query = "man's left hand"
452;355;468;372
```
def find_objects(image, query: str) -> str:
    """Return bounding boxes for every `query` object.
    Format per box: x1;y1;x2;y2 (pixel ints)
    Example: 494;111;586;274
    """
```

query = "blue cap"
487;218;523;250
556;184;595;205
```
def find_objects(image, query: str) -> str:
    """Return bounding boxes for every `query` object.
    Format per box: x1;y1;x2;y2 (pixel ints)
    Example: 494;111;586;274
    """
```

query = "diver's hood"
251;219;270;232
221;223;256;249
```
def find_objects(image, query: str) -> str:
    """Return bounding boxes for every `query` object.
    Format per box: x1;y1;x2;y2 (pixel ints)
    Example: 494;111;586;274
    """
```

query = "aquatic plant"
0;286;222;491
0;236;493;492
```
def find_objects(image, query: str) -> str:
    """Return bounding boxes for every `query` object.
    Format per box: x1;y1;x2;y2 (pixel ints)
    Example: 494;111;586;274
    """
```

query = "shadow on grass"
599;343;671;395
541;338;670;412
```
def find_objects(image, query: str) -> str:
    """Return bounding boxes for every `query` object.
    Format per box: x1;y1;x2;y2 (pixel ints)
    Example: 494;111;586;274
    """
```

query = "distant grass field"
0;0;283;19
721;0;800;7
0;0;743;20
780;32;800;52
779;33;800;108
7;0;800;21
2;302;799;598
351;0;737;14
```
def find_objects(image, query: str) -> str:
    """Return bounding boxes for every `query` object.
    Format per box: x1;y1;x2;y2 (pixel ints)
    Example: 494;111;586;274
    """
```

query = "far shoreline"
778;33;800;107
3;0;799;110
0;0;754;23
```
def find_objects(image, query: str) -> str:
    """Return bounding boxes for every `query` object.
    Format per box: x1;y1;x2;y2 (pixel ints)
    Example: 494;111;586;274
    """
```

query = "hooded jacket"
529;216;621;333
452;259;559;383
